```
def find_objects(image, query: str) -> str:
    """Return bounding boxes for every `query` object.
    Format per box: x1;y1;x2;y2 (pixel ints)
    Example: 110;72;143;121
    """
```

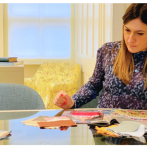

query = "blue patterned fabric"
72;41;147;109
0;83;45;110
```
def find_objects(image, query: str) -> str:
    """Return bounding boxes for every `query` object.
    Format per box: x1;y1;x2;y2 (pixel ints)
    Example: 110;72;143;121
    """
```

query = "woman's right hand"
53;90;74;110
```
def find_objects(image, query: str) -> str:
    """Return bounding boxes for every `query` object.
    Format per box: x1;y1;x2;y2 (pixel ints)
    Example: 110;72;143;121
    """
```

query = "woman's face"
124;17;147;53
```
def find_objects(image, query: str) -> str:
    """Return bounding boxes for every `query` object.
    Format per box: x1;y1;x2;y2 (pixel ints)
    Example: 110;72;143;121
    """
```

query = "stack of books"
0;57;24;66
21;115;77;129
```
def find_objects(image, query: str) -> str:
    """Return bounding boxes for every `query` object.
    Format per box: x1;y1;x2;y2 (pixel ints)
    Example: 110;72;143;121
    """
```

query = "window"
5;3;74;61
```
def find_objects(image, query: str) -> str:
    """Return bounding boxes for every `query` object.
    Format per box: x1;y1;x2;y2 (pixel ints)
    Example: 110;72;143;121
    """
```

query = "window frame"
3;3;75;65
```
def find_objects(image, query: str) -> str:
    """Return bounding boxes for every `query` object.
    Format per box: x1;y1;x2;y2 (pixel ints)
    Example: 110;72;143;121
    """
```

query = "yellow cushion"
24;61;80;109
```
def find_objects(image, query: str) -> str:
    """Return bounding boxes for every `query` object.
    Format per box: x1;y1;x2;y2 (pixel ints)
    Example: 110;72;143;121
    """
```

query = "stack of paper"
107;121;147;143
21;115;77;129
62;109;104;124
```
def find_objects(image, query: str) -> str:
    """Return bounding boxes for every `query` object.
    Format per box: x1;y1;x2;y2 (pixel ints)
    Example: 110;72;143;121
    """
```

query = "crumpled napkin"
107;121;147;143
120;124;146;137
108;121;147;133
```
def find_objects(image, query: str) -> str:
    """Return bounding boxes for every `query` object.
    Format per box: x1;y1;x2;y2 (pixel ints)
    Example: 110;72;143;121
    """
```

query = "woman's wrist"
70;99;75;109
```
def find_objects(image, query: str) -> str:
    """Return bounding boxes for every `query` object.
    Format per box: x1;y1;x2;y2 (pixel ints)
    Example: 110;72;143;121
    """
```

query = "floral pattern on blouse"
72;41;147;109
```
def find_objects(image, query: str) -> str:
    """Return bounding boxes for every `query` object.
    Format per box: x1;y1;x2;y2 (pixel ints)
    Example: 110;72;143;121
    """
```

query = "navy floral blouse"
72;41;147;109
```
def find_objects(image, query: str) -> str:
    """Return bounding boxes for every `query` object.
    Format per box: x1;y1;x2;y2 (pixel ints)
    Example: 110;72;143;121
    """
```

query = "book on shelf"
0;57;18;62
0;61;24;66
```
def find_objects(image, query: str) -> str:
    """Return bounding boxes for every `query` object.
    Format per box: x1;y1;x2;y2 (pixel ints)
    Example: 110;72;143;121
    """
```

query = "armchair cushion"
49;81;76;92
24;61;80;109
24;77;37;91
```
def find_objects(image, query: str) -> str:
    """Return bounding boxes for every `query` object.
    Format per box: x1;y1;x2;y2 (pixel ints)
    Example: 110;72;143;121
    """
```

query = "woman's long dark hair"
113;3;147;89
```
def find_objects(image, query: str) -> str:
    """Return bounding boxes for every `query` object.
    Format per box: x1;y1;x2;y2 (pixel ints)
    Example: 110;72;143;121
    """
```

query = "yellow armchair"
24;61;80;109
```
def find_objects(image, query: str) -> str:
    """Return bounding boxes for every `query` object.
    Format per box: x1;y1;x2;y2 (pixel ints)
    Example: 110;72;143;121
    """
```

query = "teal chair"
0;83;45;110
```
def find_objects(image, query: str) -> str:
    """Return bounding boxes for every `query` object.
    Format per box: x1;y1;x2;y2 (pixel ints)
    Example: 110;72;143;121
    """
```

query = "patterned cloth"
72;41;147;109
24;61;80;109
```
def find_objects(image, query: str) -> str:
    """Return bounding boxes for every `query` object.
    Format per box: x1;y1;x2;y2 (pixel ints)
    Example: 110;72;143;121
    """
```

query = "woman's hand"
53;90;74;110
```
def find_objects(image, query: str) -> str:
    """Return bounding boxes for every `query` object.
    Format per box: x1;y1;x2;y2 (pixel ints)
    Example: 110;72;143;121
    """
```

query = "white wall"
75;3;131;88
0;4;3;57
111;3;131;42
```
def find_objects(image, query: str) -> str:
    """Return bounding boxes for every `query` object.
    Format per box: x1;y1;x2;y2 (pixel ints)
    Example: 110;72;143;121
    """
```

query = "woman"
53;3;147;110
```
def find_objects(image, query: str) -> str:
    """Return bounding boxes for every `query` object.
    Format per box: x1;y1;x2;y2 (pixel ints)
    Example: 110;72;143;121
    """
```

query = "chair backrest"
32;61;80;82
0;83;45;110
